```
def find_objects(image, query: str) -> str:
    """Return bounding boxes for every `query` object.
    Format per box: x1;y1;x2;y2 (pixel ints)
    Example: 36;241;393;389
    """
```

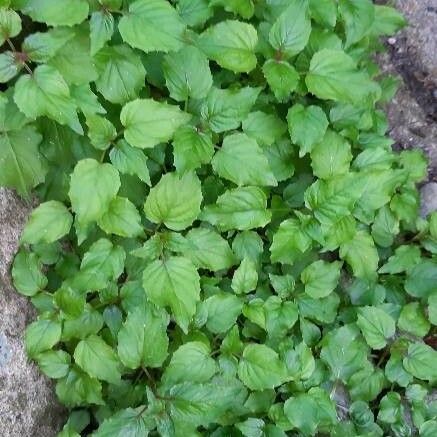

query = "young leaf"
21;201;73;244
12;250;47;296
403;343;437;382
121;98;191;149
163;45;212;101
212;133;277;187
262;59;299;102
25;319;62;358
238;344;287;390
232;258;258;294
117;305;169;369
242;111;287;146
144;171;202;231
201;187;271;231
74;335;121;384
118;0;186;53
198;20;258;73
14;65;82;134
0;8;21;45
357;306;396;350
142;257;200;333
338;0;375;47
69;159;120;225
301;260;341;299
86;115;116;151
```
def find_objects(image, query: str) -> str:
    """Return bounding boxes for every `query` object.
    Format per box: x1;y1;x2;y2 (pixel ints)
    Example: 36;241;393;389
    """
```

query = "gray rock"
420;182;437;217
0;188;65;437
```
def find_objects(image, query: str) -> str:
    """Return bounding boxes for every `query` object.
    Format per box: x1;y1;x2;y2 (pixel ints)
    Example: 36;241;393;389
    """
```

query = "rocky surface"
0;188;65;436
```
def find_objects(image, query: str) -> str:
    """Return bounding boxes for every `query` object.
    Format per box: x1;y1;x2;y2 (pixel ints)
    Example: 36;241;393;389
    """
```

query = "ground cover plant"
1;0;437;435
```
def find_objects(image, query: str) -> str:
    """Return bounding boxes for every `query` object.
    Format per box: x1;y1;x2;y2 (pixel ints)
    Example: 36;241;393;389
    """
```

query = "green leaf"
94;45;146;104
163;45;212;101
200;86;261;133
19;0;89;27
238;344;287;390
22;28;73;63
301;260;341;299
309;0;337;27
403;343;437;382
284;388;337;435
25;319;61;358
48;27;97;86
172;125;214;173
36;350;71;379
121;98;191;149
12;250;47;296
117;305;169;369
0;7;21;45
338;0;375;47
119;0;186;53
372;5;406;36
69;159;120;225
398;302;430;338
287;104;328;157
405;260;437;298
0;51;21;83
269;0;311;58
285;342;315;381
90;10;114;56
264;296;298;338
270;218;312;265
310;130;352;179
339;231;379;280
110;140;151;186
74;334;121;384
21;200;73;244
202;293;243;334
144;171;202;231
201;187;271;231
162;341;217;386
212;133;277;187
232;257;258;294
97;196;143;237
379;245;421;274
0;125;45;198
198;20;258;73
184;227;236;271
86;115;116;151
236;418;264;437
262;59;299;102
242;111;287;146
357;306;396;350
142;257;200;333
177;0;212;27
306;49;379;104
14;65;82;134
93;408;154;437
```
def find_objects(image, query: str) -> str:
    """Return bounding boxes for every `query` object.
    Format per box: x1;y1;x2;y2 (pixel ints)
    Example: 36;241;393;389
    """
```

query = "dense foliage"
1;0;437;435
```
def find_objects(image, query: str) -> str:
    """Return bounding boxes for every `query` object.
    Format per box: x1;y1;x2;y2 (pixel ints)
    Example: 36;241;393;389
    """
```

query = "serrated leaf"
172;125;214;173
94;45;146;104
177;0;212;27
25;319;61;358
262;59;299;102
162;341;217;386
379;245;421;274
144;171;202;231
119;0;186;53
21;201;72;244
403;343;437;382
184;227;236;271
142;257;200;333
269;0;311;57
301;260;341;299
404;260;437;298
338;0;375;47
117;305;169;369
74;335;121;384
306;49;379;104
14;65;82;134
202;293;243;334
90;10;114;56
198;20;258;73
212;133;277;187
0;125;45;198
163;45;212;101
19;0;89;27
12;250;47;296
69;159;120;225
110;140;151;185
242;111;287;146
97;196;143;237
357;306;396;350
86;115;116;151
287;104;328;157
121;98;191;149
0;51;21;83
201;187;271;231
309;0;337;27
232;257;258;294
238;344;287;390
0;7;21;45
